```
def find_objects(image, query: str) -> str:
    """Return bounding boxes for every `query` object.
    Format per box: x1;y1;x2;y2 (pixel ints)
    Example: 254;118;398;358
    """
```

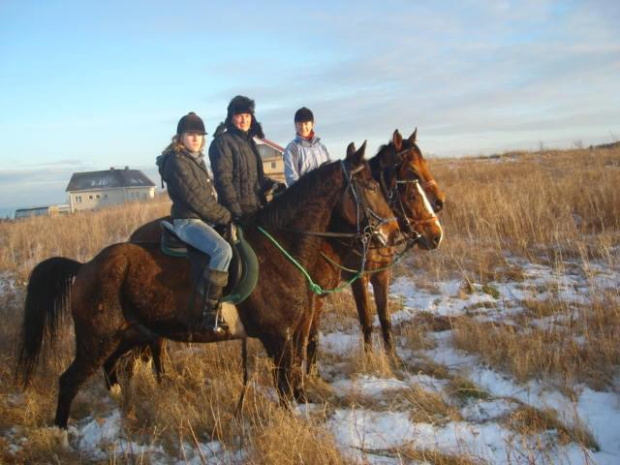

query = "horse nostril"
432;234;441;248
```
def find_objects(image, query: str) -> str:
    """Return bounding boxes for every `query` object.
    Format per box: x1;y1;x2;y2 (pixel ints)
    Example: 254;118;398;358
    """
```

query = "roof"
15;206;50;213
65;168;156;192
254;137;284;160
254;137;284;152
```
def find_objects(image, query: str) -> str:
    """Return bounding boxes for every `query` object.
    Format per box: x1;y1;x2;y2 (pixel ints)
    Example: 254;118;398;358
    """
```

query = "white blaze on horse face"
416;182;436;218
416;182;443;244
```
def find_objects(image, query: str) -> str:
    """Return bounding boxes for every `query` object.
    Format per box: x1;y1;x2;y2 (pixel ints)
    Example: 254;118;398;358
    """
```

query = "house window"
89;195;93;200
76;196;82;203
96;194;100;199
104;194;108;200
270;162;276;169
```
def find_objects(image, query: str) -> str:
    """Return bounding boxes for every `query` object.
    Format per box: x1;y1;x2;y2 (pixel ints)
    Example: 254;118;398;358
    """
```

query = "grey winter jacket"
209;124;276;217
161;148;232;225
283;134;331;185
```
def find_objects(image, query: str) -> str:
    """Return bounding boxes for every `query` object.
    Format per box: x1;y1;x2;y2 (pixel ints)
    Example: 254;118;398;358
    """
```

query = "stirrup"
202;304;229;335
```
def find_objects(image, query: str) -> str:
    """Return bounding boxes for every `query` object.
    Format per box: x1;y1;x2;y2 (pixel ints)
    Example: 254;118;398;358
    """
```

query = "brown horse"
129;129;444;379
17;144;400;428
307;129;445;374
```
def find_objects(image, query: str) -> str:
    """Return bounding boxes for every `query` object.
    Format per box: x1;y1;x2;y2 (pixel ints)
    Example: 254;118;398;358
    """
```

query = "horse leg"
102;329;167;389
351;276;374;353
370;270;394;355
263;336;298;407
150;338;167;383
56;338;118;428
293;310;314;403
102;340;147;390
103;348;127;390
306;298;323;377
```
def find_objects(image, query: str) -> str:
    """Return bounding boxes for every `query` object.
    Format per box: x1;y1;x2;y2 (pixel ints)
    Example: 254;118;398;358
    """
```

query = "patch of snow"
332;375;411;397
319;331;361;356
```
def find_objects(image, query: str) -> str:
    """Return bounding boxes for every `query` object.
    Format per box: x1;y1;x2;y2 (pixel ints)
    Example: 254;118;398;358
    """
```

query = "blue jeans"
173;219;232;272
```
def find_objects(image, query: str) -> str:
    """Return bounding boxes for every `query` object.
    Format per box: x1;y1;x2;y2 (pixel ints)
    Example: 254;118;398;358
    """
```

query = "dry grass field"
1;145;619;464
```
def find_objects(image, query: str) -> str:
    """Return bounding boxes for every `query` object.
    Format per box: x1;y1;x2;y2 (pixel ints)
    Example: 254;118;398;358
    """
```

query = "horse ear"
346;140;366;166
392;130;403;151
358;140;367;157
346;142;356;157
408;128;418;144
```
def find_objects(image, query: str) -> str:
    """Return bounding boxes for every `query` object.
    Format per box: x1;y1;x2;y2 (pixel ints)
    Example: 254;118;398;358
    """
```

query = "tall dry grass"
427;146;620;391
1;146;619;462
0;196;171;280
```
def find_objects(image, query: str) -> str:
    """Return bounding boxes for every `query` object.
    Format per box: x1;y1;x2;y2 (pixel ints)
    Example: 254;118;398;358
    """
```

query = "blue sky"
0;0;619;211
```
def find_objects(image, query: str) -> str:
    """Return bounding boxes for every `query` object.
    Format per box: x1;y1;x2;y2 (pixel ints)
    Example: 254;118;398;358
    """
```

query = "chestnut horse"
17;145;400;428
307;129;445;373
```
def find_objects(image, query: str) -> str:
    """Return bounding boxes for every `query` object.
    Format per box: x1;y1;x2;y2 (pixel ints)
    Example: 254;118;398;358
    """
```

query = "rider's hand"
272;181;287;195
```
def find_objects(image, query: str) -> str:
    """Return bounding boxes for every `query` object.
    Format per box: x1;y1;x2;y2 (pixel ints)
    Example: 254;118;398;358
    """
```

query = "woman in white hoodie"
283;107;331;186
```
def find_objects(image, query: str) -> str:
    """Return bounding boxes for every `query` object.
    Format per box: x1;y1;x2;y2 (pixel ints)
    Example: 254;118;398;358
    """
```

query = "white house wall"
69;187;155;212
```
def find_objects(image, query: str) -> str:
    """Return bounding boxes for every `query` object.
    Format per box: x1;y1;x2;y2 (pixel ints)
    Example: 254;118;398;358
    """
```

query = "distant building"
255;138;285;183
65;166;156;212
15;204;70;219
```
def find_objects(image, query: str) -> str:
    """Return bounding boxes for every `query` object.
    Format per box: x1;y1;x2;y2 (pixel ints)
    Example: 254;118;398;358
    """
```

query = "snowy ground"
3;253;620;464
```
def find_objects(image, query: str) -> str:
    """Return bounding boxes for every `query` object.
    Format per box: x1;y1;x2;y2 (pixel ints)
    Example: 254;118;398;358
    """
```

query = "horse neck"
257;165;347;261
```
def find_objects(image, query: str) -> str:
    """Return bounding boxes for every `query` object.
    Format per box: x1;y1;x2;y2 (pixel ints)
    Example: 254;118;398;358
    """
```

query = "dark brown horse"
129;129;445;379
17;145;400;428
307;129;445;373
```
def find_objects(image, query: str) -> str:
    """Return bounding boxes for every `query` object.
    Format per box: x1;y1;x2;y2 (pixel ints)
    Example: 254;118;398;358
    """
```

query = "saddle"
159;221;258;304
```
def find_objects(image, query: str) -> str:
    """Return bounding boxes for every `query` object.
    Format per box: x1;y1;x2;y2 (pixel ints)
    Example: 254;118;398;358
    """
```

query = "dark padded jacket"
208;124;276;218
161;148;232;224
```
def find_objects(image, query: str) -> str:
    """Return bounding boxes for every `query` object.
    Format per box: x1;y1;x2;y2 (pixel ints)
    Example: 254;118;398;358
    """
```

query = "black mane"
256;160;344;230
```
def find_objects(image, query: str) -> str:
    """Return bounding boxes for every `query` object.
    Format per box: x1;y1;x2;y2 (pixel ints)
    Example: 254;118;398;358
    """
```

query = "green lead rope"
257;225;363;295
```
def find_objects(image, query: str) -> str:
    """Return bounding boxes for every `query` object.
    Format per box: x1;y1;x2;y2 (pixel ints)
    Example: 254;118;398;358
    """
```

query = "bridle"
274;160;396;245
257;160;399;288
380;146;439;244
340;160;397;247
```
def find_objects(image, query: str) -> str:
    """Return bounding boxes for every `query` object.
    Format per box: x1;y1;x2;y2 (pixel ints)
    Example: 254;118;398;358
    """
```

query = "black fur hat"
220;95;264;139
227;95;255;118
177;112;206;135
294;107;314;123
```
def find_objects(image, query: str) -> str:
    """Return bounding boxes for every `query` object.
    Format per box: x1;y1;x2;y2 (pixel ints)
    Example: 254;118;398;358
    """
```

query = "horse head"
339;141;401;248
375;129;444;250
391;129;445;212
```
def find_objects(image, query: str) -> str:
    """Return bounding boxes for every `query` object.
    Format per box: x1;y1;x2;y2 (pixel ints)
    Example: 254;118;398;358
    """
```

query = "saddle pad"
159;221;259;304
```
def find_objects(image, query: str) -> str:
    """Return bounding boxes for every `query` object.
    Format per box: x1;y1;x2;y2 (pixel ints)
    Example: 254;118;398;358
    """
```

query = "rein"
257;225;364;295
255;160;388;295
276;160;396;240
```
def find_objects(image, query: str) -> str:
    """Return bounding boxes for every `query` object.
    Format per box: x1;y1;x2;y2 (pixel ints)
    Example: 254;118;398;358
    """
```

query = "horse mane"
256;160;343;230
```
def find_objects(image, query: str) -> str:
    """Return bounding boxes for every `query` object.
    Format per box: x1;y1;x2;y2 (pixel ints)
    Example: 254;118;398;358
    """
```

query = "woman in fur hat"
158;112;232;334
208;95;283;220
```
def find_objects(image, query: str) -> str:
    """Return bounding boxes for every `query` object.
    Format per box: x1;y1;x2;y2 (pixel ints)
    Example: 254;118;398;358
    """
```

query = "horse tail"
17;256;82;387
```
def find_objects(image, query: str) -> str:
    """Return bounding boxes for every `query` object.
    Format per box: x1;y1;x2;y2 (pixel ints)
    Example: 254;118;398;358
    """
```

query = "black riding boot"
200;269;229;333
